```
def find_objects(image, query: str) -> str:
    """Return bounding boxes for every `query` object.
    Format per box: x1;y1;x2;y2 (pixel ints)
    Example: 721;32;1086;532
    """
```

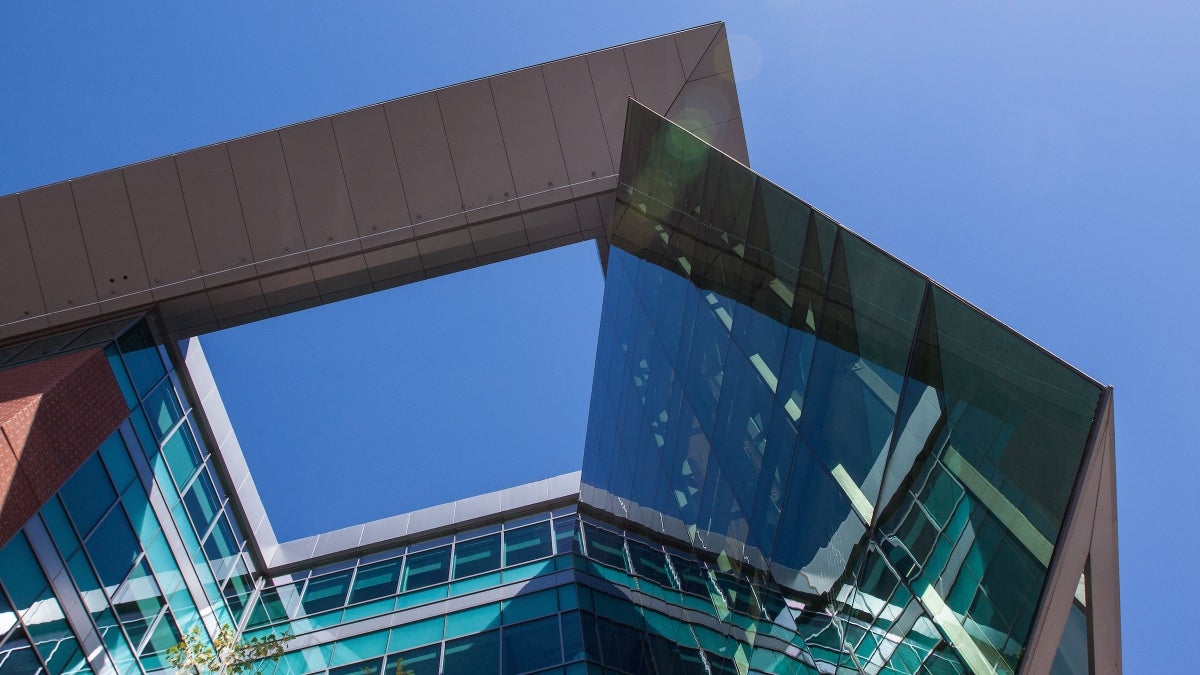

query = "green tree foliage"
166;624;291;674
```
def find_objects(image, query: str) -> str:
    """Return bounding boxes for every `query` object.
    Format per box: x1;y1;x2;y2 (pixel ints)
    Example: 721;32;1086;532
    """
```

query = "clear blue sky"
3;2;1196;666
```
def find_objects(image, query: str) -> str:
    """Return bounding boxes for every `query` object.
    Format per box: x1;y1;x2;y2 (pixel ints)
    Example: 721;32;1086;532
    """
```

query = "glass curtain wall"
579;101;1103;675
0;319;255;674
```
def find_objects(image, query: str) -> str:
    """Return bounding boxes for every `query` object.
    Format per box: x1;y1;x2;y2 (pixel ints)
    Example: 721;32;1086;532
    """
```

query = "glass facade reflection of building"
0;25;1117;675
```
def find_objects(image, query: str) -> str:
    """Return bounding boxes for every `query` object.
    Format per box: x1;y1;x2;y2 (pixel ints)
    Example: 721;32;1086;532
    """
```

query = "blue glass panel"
60;455;117;538
143;378;182;441
116;321;165;397
85;506;141;588
98;432;137;493
0;533;48;612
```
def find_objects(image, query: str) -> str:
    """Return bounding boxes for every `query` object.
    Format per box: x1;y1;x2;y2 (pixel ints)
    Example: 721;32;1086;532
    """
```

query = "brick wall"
0;349;128;546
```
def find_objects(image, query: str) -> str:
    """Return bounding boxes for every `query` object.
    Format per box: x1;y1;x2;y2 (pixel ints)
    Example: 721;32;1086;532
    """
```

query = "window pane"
143;379;182;440
403;546;450;591
503;616;562;674
0;634;42;674
442;629;499;675
626;540;674;589
161;425;203;489
61;455;117;537
386;644;440;675
117;321;165;397
503;589;558;625
504;522;553;567
86;507;141;588
182;468;221;537
301;571;352;615
582;524;626;570
453;534;501;579
349;559;402;605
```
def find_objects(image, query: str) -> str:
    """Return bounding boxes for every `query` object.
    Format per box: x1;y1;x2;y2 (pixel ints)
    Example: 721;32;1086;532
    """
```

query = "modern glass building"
0;24;1119;675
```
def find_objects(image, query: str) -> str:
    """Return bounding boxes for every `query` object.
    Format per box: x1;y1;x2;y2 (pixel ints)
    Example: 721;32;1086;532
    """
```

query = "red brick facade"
0;349;128;546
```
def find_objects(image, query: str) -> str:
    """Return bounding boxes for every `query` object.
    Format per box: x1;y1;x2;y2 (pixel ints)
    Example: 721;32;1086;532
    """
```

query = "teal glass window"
453;534;501;579
402;546;451;591
669;556;711;598
502;589;557;625
553;517;580;555
503;522;553;566
85;506;141;588
626;540;674;589
0;634;41;674
161;424;203;488
246;587;288;629
445;603;500;639
442;629;499;674
301;570;352;615
99;432;137;493
386;645;440;675
143;378;183;440
182;468;222;537
329;658;382;675
105;342;139;407
503;616;562;674
61;455;117;537
583;524;626;570
117;321;166;397
349;559;402;604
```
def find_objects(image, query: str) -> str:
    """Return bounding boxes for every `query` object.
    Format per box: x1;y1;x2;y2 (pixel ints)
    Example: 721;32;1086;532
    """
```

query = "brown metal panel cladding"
385;93;465;232
623;36;687;116
542;56;615;188
0;349;127;547
437;79;518;224
175;144;256;288
227;132;308;275
72;169;152;311
491;67;570;211
279;118;360;263
585;47;635;173
0;196;47;328
331;105;412;244
20;183;99;316
123;157;205;299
